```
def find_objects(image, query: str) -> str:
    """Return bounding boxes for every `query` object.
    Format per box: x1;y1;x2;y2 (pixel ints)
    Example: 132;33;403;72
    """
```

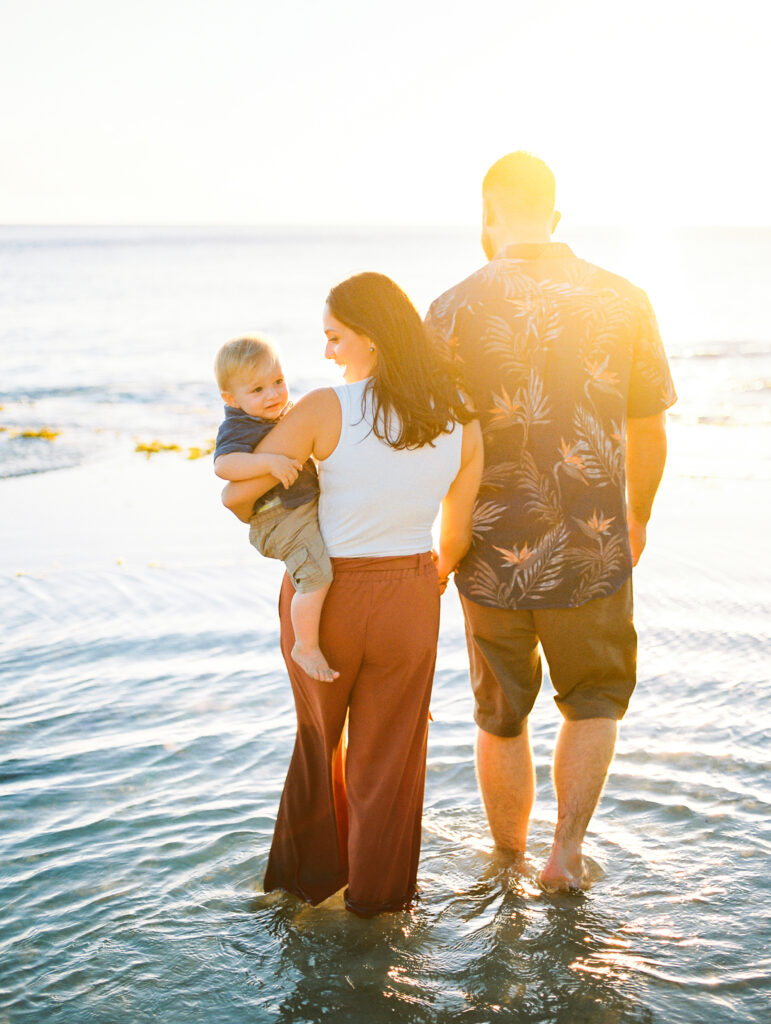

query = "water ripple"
1;531;770;1023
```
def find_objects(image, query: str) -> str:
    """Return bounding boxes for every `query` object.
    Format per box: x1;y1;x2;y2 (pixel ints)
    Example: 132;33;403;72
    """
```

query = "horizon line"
2;221;770;231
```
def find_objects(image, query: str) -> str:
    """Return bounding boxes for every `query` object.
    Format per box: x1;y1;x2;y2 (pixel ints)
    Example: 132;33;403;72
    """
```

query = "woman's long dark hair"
326;272;474;450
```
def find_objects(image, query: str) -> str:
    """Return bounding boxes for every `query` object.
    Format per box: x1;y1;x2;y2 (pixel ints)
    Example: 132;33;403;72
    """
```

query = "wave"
0;224;474;255
668;340;771;361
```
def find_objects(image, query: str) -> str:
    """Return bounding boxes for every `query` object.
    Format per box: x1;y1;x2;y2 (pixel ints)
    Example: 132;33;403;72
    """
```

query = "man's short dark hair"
483;151;556;218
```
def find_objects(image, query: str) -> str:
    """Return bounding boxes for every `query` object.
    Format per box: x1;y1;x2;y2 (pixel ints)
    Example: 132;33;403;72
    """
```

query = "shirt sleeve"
627;292;678;418
425;292;463;365
214;416;269;459
424;298;446;345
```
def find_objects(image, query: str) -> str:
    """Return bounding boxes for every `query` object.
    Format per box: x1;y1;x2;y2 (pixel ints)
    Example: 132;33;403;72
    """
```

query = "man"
426;151;676;891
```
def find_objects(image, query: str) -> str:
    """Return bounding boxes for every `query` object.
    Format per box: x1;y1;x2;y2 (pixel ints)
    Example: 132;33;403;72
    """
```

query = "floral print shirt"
426;243;677;609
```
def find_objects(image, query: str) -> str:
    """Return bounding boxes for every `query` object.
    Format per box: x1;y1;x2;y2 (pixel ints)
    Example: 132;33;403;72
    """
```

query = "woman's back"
319;379;463;558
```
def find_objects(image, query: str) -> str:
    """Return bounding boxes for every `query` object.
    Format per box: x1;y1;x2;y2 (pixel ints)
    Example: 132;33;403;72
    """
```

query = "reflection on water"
243;877;658;1024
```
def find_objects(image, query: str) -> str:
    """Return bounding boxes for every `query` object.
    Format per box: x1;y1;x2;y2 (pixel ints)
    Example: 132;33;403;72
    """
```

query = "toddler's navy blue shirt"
214;406;319;515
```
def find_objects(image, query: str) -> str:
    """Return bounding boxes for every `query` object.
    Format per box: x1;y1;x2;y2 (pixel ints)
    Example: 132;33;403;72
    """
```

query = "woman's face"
323;305;377;383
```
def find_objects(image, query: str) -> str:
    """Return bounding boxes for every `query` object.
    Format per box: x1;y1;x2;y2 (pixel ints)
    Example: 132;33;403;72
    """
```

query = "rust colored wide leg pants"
263;552;439;916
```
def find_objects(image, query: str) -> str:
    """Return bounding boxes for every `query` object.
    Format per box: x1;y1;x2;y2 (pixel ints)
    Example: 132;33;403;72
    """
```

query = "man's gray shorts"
461;579;637;737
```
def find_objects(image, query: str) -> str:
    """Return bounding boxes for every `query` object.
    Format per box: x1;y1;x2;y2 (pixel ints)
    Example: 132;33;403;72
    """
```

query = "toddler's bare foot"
292;643;339;682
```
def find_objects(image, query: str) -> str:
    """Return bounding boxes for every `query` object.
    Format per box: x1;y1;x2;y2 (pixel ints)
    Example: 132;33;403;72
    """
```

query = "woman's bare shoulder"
285;386;342;460
290;386;339;416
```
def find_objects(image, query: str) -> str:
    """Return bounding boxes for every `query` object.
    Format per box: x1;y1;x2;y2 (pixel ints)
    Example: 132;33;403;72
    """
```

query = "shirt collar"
223;404;267;423
496;242;575;261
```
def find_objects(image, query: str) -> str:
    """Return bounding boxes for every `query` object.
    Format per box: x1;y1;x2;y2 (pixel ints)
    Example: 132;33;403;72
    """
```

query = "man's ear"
482;196;499;226
221;391;238;408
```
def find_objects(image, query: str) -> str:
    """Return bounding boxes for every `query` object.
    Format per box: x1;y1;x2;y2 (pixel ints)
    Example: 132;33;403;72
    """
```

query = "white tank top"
318;379;463;557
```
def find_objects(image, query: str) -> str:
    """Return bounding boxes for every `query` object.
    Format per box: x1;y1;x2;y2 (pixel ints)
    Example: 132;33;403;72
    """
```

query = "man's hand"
431;550;447;593
264;454;303;489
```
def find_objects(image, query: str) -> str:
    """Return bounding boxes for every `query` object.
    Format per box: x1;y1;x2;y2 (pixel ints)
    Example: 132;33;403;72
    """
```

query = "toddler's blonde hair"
214;335;279;392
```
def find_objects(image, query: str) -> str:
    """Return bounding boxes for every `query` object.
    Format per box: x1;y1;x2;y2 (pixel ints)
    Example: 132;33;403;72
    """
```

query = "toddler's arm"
214;451;303;488
222;387;339;523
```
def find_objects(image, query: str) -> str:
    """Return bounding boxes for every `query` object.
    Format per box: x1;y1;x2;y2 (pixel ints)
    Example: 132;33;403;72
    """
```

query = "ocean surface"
1;226;769;1023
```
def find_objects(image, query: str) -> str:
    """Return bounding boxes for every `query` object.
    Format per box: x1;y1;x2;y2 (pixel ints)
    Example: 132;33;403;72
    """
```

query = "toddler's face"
223;361;289;419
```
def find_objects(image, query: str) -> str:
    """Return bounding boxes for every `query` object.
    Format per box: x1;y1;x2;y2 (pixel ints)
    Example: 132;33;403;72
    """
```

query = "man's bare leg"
475;723;535;856
539;717;617;891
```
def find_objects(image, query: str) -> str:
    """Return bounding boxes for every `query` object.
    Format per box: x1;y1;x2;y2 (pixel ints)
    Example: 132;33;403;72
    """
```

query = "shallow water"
1;225;770;482
1;227;770;1022
2;461;769;1023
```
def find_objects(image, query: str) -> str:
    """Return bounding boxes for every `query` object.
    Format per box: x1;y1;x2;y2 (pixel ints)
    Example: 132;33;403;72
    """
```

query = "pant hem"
343;887;418;918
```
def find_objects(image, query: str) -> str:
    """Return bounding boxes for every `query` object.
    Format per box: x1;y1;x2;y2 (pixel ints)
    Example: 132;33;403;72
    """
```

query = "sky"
2;0;769;226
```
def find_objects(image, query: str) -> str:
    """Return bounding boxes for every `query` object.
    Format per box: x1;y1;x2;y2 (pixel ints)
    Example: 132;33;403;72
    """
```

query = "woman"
223;272;482;916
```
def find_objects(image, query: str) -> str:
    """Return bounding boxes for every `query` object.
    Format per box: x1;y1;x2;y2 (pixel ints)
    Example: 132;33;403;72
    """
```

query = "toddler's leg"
291;583;338;682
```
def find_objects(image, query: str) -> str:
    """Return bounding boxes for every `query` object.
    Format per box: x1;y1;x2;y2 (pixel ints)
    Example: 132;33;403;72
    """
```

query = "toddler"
213;335;337;682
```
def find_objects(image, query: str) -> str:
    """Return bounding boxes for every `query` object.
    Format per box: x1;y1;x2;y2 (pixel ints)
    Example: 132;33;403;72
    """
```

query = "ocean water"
1;227;769;1023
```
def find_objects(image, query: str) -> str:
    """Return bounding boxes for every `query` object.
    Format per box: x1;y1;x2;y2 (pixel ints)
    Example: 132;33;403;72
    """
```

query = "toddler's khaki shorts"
249;497;332;594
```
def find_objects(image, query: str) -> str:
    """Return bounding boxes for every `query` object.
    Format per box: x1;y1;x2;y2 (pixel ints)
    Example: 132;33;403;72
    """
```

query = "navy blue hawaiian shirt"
426;243;677;609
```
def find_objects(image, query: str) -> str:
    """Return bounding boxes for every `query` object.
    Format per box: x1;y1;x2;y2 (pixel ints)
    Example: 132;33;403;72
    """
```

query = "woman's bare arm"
436;420;483;584
221;388;341;523
220;473;281;523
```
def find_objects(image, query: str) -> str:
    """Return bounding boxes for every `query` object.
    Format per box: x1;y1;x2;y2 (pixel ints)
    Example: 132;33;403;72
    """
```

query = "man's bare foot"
492;846;533;875
291;643;339;682
537;846;587;893
482;846;539;893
